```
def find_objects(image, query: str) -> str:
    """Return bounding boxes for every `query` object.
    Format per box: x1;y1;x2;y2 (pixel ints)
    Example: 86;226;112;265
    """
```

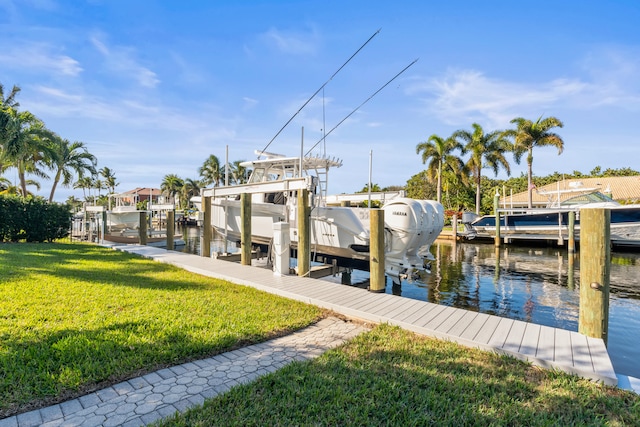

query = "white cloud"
578;45;640;108
242;97;258;110
409;69;624;127
90;35;160;88
0;43;82;76
260;27;319;55
406;46;640;129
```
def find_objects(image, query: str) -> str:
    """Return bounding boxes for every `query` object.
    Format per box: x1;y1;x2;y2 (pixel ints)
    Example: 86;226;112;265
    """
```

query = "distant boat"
194;150;444;283
103;193;184;247
463;189;640;247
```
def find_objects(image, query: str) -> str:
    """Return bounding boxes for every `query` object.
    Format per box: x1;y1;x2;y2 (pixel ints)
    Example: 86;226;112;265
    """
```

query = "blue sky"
2;0;640;202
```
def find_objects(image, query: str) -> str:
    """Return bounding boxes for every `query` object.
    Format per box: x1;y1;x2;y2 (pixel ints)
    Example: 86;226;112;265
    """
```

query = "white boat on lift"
197;150;444;283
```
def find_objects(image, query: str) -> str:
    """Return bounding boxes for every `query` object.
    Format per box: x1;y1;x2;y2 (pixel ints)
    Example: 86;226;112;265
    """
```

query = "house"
502;176;640;209
112;188;177;208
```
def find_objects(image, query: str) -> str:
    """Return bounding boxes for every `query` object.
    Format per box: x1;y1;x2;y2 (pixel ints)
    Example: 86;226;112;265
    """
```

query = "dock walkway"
114;244;617;386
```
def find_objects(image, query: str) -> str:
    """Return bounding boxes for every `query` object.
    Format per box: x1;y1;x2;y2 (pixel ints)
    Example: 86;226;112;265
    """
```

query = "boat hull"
466;206;640;247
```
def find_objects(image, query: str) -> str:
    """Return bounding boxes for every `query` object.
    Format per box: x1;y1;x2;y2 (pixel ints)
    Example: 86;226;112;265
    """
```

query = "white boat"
463;188;640;247
197;150;444;282
103;193;184;247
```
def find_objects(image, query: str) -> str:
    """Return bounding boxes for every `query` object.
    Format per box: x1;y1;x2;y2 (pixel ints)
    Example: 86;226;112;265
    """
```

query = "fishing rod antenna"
257;28;381;158
305;58;419;156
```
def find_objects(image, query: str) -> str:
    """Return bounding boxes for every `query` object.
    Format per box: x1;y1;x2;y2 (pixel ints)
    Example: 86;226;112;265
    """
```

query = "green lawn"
0;242;323;418
158;324;640;426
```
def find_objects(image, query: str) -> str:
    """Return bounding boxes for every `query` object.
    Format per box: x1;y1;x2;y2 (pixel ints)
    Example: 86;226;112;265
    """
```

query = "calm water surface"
178;225;640;378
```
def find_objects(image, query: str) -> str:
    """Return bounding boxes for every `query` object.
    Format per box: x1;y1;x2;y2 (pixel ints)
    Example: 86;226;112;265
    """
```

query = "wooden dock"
106;244;618;386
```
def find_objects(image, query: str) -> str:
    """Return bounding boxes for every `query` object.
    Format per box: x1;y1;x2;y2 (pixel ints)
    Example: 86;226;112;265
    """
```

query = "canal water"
177;225;640;379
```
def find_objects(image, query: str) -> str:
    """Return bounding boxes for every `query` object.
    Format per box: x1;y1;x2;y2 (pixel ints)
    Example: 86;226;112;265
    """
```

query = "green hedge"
0;195;72;242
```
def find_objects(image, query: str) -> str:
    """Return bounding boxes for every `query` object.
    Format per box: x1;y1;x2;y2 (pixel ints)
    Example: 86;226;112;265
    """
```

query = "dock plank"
519;323;541;357
447;311;479;338
410;304;448;327
459;312;491;341
472;315;502;344
380;299;424;320
354;297;396;317
536;326;556;361
433;308;468;335
502;320;527;354
398;302;439;324
487;317;514;348
571;332;594;373
555;329;573;366
369;297;413;319
586;336;617;381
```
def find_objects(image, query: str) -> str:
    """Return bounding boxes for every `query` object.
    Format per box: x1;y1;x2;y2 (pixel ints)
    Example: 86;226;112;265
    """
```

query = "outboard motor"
381;198;444;283
460;211;480;240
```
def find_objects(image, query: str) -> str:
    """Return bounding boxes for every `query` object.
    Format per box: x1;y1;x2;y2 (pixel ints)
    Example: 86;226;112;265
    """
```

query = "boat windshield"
560;191;615;207
248;168;281;184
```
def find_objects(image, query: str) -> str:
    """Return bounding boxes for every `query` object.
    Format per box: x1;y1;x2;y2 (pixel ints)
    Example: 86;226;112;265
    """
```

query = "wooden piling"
568;211;576;253
493;192;501;247
166;210;174;250
369;208;385;293
452;213;458;250
578;208;610;343
201;196;211;257
241;193;252;266
101;210;107;243
494;247;501;284
567;252;575;290
297;189;310;276
138;211;147;246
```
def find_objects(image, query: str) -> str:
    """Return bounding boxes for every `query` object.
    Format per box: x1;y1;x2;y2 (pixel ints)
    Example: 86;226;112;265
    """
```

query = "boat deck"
106;244;618;386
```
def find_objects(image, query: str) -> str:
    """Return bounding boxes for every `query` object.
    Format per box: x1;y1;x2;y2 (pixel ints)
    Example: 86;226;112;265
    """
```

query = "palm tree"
199;154;222;187
181;178;201;208
0;179;40;196
454;123;511;214
92;176;104;199
47;136;97;202
99;166;119;194
0;176;10;192
0;83;20;109
505;116;564;208
0;110;56;197
416;134;463;203
1;83;21;160
160;173;184;207
74;176;94;201
231;160;249;184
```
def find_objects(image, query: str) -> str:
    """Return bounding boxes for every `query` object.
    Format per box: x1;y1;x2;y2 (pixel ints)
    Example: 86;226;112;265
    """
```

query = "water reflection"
176;224;640;378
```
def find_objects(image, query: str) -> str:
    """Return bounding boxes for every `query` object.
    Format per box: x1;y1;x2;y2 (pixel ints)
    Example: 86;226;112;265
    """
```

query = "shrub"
0;195;71;242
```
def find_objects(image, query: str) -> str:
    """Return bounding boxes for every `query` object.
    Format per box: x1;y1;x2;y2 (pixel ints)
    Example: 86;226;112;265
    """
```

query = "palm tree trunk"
49;180;59;202
475;172;481;215
18;167;27;198
437;161;442;203
527;161;533;209
49;170;62;202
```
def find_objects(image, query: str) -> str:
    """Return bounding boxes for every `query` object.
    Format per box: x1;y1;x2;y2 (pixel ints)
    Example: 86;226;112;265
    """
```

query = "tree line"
408;116;638;215
0;82;116;205
160;154;250;209
413;116;565;215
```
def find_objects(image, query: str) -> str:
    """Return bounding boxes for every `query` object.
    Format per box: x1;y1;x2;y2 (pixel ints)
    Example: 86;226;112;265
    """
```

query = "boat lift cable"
257;28;381;158
305;58;419;156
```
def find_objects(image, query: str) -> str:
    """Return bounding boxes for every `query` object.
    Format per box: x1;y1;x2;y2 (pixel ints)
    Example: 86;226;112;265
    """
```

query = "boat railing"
324;191;406;206
496;207;576;216
201;176;315;198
